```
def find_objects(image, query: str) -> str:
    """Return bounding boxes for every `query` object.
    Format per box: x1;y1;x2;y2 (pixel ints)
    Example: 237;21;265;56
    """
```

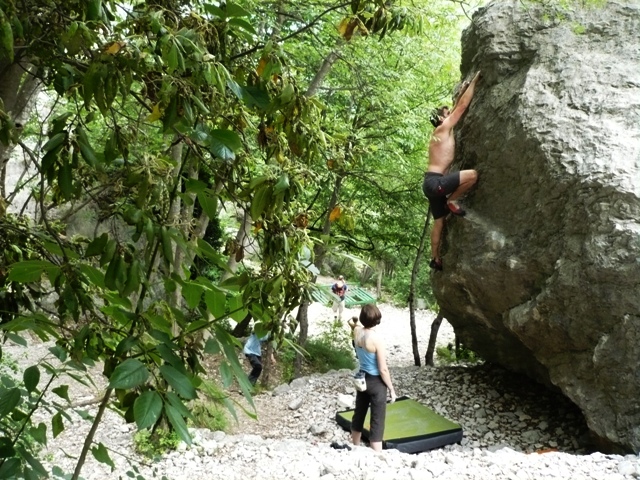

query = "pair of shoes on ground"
429;258;443;271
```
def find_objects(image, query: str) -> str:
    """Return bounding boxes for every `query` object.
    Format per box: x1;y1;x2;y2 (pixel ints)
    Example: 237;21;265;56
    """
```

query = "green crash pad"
335;396;463;453
311;284;377;308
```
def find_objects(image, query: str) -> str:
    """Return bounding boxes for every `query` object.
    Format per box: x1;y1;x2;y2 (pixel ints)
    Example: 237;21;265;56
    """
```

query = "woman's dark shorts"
422;172;461;219
351;374;388;443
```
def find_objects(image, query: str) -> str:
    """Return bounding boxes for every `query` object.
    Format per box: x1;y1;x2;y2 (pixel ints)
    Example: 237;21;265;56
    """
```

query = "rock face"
432;1;640;453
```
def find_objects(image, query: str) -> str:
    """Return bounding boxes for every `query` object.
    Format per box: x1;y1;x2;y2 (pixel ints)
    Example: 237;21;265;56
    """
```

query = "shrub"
190;401;228;432
436;343;482;364
133;429;180;459
304;337;356;372
189;380;229;432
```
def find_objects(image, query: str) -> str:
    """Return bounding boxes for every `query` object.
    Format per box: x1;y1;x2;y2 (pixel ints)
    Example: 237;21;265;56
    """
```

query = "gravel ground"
4;300;640;480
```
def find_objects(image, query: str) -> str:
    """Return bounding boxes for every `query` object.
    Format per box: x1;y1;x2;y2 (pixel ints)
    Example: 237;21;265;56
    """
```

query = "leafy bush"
436;344;482;364
189;380;228;432
133;429;180;459
278;320;357;383
190;402;228;432
304;338;357;372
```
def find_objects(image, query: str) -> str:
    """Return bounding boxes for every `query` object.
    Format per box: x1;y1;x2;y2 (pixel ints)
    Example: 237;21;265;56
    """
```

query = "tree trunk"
292;46;345;377
294;173;343;376
165;143;185;336
293;302;308;377
221;207;251;281
261;341;274;387
408;208;432;366
305;50;339;97
231;312;253;338
424;311;443;367
0;62;41;200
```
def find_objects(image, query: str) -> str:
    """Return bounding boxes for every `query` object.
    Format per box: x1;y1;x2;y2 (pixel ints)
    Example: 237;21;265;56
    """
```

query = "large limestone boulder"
432;1;640;453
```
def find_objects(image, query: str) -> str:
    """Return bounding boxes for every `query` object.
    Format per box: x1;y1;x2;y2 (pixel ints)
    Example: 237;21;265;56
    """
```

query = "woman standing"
350;303;397;451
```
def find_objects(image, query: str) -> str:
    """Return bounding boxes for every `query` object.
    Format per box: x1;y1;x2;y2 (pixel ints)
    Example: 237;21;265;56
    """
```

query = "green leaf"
226;2;251;17
226;78;243;100
164;392;191;418
159;365;196;400
154;343;179;368
273;173;290;195
0;16;14;63
250;185;271;219
114;336;138;357
86;233;108;257
42;132;66;153
16;446;47;477
23;366;40;393
208;129;242;161
166;42;179;72
108;359;149;389
104;253;123;291
78;264;106;289
76;127;98;166
0;388;20;418
219;361;233;388
29;423;47;446
52;385;70;402
164;404;191;445
91;442;115;471
0;437;15;458
162;96;179;133
133;391;163;430
203;3;225;18
58;159;73;198
6;333;26;346
86;0;103;21
204;290;226;319
182;282;204;309
0;458;20;478
160;227;173;265
228;17;256;36
196;189;218;219
203;338;220;355
185;319;208;334
7;260;60;283
52;411;64;438
184;178;207;193
227;294;248;322
195;239;231;273
242;86;271;110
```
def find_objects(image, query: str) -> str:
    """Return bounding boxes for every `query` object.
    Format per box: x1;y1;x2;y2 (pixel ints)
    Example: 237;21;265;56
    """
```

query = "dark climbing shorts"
422;172;461;219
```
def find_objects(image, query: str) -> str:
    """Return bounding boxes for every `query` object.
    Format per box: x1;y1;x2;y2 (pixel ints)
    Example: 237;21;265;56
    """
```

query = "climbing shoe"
429;258;443;271
447;201;466;217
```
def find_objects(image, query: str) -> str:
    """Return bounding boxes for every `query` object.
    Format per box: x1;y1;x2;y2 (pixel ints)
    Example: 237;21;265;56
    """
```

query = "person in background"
243;332;274;386
331;275;348;320
351;303;396;452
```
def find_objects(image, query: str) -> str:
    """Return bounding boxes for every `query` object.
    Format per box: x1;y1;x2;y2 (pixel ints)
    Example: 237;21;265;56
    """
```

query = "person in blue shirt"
350;303;396;452
243;332;273;385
